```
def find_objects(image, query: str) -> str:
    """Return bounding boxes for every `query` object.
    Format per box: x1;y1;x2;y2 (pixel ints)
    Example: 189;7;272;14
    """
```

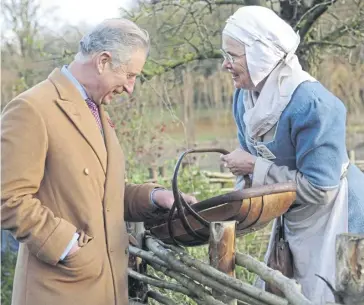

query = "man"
1;19;196;305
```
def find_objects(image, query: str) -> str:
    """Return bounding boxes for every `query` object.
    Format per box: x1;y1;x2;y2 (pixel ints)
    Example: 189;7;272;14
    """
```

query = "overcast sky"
39;0;135;26
1;0;139;42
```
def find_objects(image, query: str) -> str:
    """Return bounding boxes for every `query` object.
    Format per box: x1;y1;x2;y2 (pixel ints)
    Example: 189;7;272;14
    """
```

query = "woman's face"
221;35;255;90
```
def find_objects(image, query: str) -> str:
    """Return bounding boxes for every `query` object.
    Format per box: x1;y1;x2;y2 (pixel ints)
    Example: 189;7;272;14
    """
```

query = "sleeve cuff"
252;157;274;187
35;219;77;265
59;232;79;261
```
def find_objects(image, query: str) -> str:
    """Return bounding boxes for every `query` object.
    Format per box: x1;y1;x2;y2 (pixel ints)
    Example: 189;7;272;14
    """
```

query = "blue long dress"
233;81;364;233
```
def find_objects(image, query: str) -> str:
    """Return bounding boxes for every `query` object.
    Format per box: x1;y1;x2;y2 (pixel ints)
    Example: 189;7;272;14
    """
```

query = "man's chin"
101;94;113;105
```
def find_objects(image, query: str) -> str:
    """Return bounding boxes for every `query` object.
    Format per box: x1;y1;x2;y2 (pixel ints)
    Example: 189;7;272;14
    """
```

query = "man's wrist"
60;232;79;261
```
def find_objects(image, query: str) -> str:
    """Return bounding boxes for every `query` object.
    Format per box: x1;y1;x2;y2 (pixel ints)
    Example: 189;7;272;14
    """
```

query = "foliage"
107;0;364;147
125;162;270;305
106;96;170;175
1;250;17;305
1;1;363;303
2;0;364;119
1;0;82;107
317;55;364;112
124;0;364;76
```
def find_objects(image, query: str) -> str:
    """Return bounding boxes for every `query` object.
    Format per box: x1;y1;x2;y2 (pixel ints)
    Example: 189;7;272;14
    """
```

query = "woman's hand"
220;148;257;176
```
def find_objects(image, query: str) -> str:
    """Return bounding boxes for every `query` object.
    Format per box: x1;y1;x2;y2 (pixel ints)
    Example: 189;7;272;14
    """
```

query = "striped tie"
85;98;103;132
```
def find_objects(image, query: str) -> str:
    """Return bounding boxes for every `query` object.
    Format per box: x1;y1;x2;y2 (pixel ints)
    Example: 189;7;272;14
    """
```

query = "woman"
219;5;364;304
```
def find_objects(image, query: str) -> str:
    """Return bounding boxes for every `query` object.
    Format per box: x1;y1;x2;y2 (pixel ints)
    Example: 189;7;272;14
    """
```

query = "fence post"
209;221;237;305
336;233;364;304
128;223;148;303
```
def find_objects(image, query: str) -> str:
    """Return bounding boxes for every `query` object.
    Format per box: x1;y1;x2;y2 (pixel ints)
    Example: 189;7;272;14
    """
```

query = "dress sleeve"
252;90;347;205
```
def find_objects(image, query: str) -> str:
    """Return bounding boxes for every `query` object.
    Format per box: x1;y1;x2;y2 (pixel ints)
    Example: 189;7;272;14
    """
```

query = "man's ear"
95;51;112;74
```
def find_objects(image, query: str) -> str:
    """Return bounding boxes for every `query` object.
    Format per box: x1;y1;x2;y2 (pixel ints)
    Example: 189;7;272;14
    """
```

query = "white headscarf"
223;6;315;140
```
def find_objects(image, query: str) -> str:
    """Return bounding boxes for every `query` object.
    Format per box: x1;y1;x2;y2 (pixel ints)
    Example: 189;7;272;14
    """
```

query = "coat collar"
48;68;107;174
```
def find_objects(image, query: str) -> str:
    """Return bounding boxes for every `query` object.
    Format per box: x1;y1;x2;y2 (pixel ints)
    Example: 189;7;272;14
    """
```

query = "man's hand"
152;189;198;210
220;148;257;176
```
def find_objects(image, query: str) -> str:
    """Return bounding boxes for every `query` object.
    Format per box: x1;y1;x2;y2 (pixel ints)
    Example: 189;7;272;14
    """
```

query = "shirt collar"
61;65;89;100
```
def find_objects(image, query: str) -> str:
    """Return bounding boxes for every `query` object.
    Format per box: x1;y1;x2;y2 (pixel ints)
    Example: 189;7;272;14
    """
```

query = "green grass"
1;250;17;305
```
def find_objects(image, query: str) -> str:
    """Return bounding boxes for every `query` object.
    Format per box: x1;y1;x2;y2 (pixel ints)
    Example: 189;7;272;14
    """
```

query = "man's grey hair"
77;18;150;67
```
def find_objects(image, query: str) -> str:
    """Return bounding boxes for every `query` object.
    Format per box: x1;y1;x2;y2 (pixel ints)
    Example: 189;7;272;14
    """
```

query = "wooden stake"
128;222;148;303
209;221;237;305
336;233;364;304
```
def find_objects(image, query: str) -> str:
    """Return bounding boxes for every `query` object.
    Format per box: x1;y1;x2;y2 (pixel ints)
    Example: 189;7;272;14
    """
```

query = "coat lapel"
48;68;107;174
99;107;124;206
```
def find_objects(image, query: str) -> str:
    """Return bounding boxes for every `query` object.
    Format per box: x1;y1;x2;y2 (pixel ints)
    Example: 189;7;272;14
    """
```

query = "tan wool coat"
1;68;161;305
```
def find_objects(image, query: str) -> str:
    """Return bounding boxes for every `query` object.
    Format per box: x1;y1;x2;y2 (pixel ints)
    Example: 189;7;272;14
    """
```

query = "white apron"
256;175;348;304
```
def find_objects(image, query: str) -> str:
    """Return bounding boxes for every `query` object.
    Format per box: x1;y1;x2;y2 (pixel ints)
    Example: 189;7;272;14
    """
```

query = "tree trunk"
182;69;195;148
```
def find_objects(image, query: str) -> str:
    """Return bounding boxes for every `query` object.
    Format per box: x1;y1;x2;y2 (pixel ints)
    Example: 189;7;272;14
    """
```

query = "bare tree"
2;0;42;58
1;0;80;105
123;0;364;78
116;0;363;151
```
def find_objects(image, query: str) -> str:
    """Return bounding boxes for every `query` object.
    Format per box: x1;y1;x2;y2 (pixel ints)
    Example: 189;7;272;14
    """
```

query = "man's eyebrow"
128;71;141;77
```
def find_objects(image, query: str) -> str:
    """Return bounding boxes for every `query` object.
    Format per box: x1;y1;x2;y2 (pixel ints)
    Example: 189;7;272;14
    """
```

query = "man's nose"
124;78;136;95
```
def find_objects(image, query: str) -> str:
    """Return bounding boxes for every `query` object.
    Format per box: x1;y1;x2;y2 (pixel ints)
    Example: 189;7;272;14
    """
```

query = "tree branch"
299;16;364;53
142;50;222;79
235;252;312;305
129;245;168;267
294;1;336;30
301;41;356;49
321;17;364;43
295;0;337;40
213;0;263;5
146;237;269;305
128;268;190;295
163;243;288;305
150;262;225;305
146;290;177;305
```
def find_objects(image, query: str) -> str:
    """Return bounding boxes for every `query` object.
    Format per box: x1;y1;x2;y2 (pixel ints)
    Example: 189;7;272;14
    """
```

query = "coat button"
125;248;129;255
84;168;89;175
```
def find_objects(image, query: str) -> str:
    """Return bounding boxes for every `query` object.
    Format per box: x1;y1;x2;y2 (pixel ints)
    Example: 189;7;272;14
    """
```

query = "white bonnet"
223;6;300;86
